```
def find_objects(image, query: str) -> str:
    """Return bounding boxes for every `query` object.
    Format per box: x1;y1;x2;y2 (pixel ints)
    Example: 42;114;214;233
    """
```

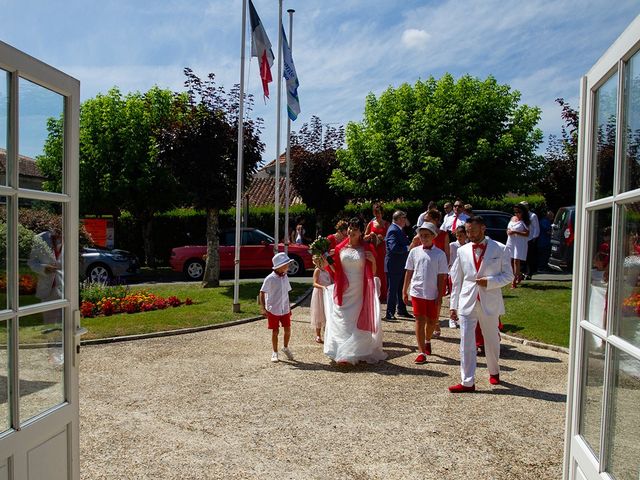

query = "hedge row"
113;195;547;266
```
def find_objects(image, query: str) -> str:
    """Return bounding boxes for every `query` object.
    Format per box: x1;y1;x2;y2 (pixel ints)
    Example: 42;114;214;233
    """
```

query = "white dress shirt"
405;246;449;300
260;271;292;315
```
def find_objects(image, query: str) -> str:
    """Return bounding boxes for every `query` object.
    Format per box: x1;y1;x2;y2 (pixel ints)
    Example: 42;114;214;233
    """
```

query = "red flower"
185;298;193;305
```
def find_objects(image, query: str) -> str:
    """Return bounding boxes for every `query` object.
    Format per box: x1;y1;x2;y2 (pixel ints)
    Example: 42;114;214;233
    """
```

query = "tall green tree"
157;69;263;287
290;116;345;233
329;74;544;201
37;87;183;266
538;98;579;210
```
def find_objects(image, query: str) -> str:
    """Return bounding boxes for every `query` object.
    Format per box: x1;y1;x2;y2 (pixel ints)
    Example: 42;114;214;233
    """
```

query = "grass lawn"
81;282;310;341
501;281;572;347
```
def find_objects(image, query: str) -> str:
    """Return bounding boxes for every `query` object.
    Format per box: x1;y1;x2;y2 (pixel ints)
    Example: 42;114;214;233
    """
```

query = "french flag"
248;0;274;99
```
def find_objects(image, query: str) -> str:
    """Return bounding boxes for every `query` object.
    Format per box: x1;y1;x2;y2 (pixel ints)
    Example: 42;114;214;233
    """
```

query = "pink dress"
310;269;333;329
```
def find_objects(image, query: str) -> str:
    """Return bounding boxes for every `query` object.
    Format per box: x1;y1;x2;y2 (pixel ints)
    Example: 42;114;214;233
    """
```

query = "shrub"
80;280;130;304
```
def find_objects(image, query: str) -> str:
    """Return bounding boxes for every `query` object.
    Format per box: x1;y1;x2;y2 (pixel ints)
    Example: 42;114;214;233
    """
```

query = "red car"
169;228;313;280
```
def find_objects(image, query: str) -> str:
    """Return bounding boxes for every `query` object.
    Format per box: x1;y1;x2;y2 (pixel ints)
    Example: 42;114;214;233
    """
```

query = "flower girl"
310;255;333;343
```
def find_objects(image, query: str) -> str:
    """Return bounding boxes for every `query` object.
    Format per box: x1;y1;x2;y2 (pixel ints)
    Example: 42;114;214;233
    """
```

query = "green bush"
80;280;130;304
0;223;37;260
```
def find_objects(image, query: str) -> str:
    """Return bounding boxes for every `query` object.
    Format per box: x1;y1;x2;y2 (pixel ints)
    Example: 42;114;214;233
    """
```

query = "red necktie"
452;216;457;231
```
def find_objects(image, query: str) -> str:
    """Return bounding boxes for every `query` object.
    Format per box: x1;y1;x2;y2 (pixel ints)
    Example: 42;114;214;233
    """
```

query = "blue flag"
281;25;300;121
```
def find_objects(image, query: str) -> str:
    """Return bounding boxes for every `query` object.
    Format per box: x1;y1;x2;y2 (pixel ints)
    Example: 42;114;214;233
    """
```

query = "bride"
323;217;387;364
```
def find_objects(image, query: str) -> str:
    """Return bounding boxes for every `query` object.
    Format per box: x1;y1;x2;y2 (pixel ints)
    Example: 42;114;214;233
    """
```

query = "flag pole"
233;0;248;313
273;0;284;254
284;7;295;256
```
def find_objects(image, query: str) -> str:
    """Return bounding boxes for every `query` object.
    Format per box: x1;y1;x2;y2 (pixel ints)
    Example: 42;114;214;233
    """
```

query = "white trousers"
459;303;500;386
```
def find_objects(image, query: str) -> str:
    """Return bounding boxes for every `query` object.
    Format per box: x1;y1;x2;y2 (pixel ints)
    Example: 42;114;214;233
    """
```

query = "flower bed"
622;291;640;316
0;274;38;295
81;291;193;318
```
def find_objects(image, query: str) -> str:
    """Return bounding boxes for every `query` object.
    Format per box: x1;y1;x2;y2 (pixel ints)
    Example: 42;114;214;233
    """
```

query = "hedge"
113;194;548;267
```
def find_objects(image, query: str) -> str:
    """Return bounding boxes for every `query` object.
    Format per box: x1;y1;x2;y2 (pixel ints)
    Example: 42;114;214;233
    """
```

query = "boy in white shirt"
259;253;295;362
448;225;468;328
403;222;449;364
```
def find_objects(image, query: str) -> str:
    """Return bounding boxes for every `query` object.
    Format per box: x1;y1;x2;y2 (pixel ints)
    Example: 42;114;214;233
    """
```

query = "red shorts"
267;311;291;329
411;296;439;319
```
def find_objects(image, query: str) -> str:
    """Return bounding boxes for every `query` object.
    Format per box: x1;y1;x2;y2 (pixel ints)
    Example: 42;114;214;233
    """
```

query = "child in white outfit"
310;255;334;343
259;253;295;362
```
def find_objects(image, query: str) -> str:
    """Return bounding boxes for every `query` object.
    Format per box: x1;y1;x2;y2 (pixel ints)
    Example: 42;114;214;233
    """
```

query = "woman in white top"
506;204;530;288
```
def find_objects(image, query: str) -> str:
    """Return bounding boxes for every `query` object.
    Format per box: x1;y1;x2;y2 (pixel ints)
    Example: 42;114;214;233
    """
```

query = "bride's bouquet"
309;236;334;265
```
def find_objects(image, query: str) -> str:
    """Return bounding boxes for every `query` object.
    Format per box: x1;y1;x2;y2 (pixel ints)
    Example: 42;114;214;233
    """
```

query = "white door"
0;42;80;478
564;14;640;480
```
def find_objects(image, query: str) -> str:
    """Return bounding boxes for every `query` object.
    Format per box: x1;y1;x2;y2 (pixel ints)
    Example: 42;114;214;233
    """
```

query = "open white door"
564;14;640;480
0;42;80;478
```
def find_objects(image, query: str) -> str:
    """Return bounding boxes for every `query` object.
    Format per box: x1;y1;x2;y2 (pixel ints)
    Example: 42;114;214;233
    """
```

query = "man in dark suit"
384;210;412;320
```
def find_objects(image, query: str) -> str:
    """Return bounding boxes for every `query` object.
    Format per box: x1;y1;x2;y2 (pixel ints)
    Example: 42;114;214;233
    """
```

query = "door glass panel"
18;308;64;424
615;202;640;347
606;348;640;480
18;77;64;193
593;73;618;199
579;330;605;459
19;199;63;309
623;51;640;192
0;317;7;432
0;196;7;311
586;209;612;328
0;70;7;187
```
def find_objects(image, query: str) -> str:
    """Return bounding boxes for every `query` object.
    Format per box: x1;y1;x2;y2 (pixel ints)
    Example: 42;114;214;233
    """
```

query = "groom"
384;210;412;320
449;216;513;392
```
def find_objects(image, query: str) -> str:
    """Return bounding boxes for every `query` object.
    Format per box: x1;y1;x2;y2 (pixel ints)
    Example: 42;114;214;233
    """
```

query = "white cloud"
401;29;431;49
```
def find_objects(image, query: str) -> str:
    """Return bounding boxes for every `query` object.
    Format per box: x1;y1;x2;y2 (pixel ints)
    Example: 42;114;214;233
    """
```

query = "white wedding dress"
323;246;387;364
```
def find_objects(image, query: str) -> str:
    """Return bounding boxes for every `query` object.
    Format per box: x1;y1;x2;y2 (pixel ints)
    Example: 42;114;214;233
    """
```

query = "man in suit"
448;216;513;392
384;210;412;320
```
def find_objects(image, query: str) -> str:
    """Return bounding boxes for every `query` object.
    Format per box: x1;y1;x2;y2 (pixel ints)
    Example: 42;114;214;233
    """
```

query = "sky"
3;0;640;162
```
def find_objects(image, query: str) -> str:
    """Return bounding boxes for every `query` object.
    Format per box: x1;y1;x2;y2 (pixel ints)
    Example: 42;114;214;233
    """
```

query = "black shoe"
384;314;397;321
397;311;414;319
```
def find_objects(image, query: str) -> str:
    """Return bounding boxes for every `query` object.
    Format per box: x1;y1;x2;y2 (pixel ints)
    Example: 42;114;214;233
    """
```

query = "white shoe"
281;347;294;360
449;319;458;329
271;352;279;362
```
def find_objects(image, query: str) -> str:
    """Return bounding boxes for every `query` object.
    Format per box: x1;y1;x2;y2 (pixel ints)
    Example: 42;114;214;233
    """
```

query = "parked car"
548;206;575;272
170;228;314;280
80;247;140;283
472;210;512;244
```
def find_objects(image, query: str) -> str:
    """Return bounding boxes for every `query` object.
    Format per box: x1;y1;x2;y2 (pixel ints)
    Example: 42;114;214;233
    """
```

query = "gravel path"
80;297;568;479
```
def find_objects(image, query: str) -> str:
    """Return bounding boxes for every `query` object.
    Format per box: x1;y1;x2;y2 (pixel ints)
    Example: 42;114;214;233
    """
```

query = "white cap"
272;252;294;270
418;222;438;236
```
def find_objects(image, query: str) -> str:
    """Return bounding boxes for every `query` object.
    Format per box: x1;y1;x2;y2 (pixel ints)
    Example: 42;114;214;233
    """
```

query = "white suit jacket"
450;238;513;317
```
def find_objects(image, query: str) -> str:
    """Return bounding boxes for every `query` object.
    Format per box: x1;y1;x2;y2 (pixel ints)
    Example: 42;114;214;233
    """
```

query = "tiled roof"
245;177;303;207
0;148;44;178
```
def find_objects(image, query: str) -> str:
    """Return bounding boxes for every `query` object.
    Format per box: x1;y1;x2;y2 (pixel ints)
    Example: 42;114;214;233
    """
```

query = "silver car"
80;247;140;283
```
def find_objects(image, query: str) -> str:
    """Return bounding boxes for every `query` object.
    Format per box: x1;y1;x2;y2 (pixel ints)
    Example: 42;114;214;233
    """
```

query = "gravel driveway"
80;296;568;479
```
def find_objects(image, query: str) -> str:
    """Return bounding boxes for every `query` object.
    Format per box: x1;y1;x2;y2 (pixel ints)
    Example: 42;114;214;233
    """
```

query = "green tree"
329;74;544;201
37;87;183;266
157;69;263;287
538;98;579;210
290;116;345;233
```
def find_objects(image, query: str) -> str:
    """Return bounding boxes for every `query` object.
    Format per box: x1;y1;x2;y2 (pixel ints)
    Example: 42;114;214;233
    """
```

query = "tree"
157;69;263;287
37;87;182;266
290;116;345;233
329;74;544;201
538;98;579;210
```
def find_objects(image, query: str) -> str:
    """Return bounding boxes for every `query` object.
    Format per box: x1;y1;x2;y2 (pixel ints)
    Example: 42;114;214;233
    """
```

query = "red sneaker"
448;383;476;393
414;353;427;364
489;374;500;385
424;342;432;355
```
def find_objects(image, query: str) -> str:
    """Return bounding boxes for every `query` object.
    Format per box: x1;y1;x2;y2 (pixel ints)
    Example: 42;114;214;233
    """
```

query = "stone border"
79;287;569;355
500;332;569;354
81;288;313;346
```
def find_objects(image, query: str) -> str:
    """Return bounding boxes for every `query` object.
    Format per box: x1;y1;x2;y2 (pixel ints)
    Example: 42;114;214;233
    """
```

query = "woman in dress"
364;203;389;302
323;217;387;364
506;204;530;288
327;220;348;252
